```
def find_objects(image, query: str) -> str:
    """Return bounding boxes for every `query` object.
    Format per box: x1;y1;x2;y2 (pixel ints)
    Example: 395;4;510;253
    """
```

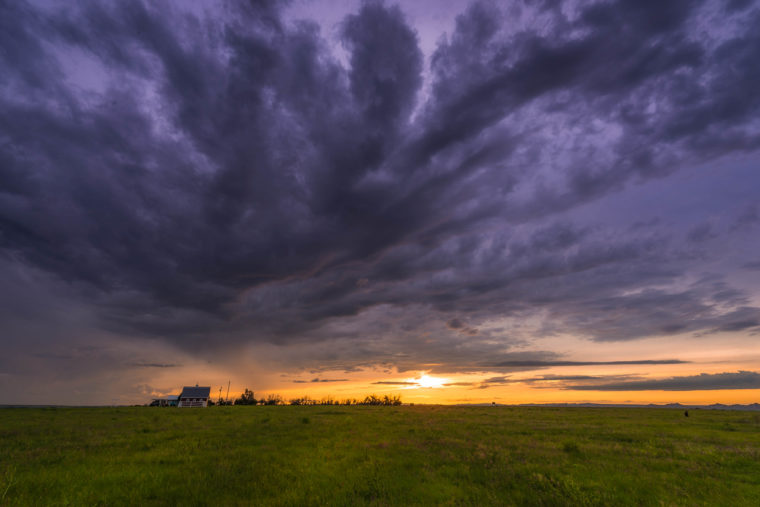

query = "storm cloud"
1;0;760;399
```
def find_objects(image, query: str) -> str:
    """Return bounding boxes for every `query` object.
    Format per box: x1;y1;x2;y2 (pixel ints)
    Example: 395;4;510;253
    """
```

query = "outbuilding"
178;385;211;407
150;395;178;407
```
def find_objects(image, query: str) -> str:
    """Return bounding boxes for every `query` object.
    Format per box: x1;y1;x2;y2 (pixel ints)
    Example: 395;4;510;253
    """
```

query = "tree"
358;394;401;406
264;394;283;405
235;388;257;405
361;394;381;405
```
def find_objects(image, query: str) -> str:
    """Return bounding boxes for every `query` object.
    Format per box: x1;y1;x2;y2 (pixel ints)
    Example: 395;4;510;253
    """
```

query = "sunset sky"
1;0;759;406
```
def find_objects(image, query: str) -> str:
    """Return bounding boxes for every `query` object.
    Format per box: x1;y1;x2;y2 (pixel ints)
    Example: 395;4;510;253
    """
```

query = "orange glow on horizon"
128;342;760;407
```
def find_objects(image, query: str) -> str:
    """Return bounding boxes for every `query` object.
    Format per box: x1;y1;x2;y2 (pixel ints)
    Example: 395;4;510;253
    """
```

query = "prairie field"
1;405;758;505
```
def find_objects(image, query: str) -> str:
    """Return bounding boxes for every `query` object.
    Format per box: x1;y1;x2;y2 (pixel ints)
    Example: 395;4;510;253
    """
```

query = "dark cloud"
725;0;755;11
293;378;348;383
539;282;760;342
565;371;760;391
372;381;418;386
731;204;759;230
446;318;465;329
523;375;621;382
686;222;717;243
475;376;522;389
446;317;478;335
341;1;422;137
474;373;645;390
1;0;759;384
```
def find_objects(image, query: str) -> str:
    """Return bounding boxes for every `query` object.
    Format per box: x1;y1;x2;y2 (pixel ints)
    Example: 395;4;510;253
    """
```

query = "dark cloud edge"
490;359;689;367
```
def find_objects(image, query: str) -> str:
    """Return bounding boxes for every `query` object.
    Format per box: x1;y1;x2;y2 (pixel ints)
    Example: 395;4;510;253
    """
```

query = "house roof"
180;386;211;398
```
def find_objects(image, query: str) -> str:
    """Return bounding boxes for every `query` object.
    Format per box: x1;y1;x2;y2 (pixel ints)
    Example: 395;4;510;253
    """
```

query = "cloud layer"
1;0;760;393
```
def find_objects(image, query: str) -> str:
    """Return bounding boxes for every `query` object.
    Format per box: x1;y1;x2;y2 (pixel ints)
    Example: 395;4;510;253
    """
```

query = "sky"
1;0;759;406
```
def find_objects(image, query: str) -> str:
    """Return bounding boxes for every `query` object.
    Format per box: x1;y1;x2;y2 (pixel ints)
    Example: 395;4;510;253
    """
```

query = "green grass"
1;406;759;505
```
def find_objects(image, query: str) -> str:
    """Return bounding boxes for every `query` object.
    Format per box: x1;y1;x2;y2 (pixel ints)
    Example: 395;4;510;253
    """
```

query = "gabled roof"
180;386;211;398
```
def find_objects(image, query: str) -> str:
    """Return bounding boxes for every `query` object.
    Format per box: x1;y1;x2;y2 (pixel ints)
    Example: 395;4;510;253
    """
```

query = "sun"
407;374;448;388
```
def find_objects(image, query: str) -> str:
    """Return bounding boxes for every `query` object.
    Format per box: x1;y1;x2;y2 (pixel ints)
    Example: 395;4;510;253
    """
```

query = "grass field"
1;405;759;505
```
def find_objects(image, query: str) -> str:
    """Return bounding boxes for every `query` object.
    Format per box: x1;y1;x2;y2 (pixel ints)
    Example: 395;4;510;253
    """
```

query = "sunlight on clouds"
405;373;450;389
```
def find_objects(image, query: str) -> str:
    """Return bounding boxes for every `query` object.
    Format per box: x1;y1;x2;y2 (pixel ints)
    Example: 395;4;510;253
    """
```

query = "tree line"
212;389;402;406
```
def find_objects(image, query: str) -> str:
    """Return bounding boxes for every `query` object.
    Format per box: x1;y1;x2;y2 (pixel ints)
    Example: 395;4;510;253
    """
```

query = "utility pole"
226;380;230;405
218;386;223;405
